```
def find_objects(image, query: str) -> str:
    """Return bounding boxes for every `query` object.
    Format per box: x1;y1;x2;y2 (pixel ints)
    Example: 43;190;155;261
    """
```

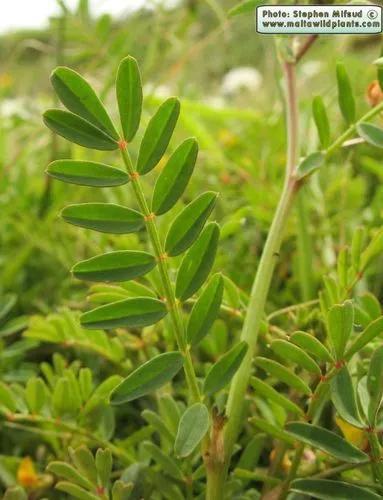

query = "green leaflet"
250;417;295;445
112;481;134;500
72;251;156;282
142;441;184;481
328;300;354;360
62;203;144;234
95;449;112;488
285;422;367;463
291;479;381;500
43;109;118;150
116;56;143;141
296;152;324;180
110;352;184;404
137;97;180;174
270;339;321;375
345;316;383;359
330;366;364;428
255;357;311;395
152;138;198;215
0;382;17;412
165;192;218;256
187;273;224;346
290;331;333;363
47;462;93;490
175;222;220;301
203;341;248;395
51;66;118;139
336;62;355;124
69;446;98;485
312;96;330;148
357;122;383;148
80;297;167;329
25;377;47;414
367;345;383;425
47;160;128;187
174;403;210;457
250;377;303;416
55;482;99;500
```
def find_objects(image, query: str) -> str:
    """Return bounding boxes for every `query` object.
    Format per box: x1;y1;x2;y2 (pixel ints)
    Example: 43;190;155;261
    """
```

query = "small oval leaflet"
47;160;128;187
357;122;383;148
165;192;218;257
291;479;381;500
116;56;143;142
51;66;119;140
312;95;330;148
270;339;321;375
296;152;324;180
330;366;364;428
80;297;167;330
187;273;224;346
72;251;156;282
203;341;248;396
152;138;198;215
61;203;144;234
174;403;210;457
110;352;184;404
255;357;311;396
176;222;220;301
336;62;355;125
285;422;368;463
43;109;118;151
251;377;303;416
290;331;333;363
137;97;180;174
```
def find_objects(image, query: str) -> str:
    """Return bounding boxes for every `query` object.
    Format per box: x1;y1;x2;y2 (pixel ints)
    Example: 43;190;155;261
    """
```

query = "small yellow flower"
17;457;39;488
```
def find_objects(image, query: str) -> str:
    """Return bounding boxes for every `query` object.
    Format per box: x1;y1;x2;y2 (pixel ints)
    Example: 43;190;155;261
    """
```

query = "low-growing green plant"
1;6;383;496
35;45;383;499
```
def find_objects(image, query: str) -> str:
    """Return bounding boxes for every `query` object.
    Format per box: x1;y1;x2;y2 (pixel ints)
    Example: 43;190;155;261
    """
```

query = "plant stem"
119;146;201;404
205;61;301;499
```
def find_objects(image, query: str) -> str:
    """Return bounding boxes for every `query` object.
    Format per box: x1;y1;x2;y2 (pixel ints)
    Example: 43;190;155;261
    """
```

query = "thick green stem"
205;62;300;499
119;147;201;403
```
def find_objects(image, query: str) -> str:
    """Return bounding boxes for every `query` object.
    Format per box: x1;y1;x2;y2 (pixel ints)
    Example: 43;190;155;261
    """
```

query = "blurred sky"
0;0;175;33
